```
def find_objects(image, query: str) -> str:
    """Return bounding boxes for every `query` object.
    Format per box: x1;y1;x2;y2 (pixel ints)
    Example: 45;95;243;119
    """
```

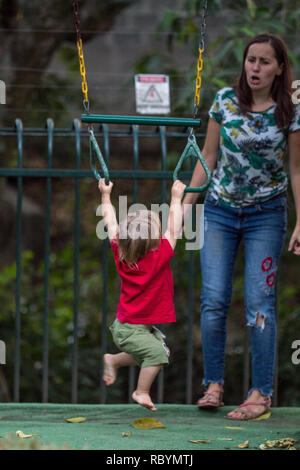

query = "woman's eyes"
247;57;270;65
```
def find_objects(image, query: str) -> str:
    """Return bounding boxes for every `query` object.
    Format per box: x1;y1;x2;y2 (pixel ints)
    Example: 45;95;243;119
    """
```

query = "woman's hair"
118;210;161;266
236;33;295;128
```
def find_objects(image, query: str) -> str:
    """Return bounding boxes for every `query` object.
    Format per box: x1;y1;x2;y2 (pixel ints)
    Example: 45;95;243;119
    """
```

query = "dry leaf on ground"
188;440;211;444
133;418;165;429
225;426;243;430
16;430;41;439
252;411;271;421
65;417;86;423
122;432;132;437
259;438;297;450
237;440;249;448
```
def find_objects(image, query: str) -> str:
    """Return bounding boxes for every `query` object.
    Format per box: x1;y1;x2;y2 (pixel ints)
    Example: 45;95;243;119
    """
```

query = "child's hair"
118;210;161;266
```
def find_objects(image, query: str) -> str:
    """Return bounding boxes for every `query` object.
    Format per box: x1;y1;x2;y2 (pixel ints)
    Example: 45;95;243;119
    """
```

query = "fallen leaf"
218;438;233;441
237;440;249;448
16;430;41;439
122;432;132;437
225;426;243;430
133;418;165;429
259;438;297;450
65;417;86;423
252;411;271;421
188;440;211;444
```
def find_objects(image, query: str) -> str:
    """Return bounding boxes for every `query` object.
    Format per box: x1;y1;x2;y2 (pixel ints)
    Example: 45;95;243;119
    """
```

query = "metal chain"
193;0;208;118
72;0;90;113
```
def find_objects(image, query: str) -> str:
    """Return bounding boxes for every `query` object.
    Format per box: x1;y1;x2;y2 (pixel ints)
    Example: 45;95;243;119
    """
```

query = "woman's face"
244;42;283;95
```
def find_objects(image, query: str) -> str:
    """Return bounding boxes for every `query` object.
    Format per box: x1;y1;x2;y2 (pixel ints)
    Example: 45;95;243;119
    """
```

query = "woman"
183;33;300;420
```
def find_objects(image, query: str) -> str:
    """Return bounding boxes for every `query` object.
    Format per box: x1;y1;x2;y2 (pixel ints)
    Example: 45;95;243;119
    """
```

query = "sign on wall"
135;74;170;114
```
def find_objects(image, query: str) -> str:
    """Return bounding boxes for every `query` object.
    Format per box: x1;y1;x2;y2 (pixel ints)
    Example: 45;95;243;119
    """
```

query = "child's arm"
164;180;186;249
98;179;119;240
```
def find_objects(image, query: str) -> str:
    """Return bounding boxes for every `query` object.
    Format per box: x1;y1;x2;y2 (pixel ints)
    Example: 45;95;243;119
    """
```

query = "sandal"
226;396;271;421
197;389;224;409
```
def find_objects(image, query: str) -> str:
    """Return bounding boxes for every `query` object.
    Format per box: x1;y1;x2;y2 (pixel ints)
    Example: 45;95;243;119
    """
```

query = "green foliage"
0;238;118;403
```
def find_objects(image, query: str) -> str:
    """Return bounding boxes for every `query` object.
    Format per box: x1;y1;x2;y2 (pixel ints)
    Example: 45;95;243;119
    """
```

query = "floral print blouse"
207;87;300;207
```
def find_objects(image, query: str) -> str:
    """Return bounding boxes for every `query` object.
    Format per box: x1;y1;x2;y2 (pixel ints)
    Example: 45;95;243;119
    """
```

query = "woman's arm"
288;129;300;255
182;117;221;216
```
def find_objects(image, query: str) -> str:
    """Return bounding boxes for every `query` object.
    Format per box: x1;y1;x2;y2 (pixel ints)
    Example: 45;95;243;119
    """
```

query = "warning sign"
135;74;170;114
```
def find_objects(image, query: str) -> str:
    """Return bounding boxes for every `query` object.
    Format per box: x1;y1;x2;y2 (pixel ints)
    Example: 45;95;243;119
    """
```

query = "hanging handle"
89;129;110;183
173;133;211;193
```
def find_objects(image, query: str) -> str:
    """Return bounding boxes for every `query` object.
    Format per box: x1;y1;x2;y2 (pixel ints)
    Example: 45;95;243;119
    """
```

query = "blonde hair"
118;210;161;266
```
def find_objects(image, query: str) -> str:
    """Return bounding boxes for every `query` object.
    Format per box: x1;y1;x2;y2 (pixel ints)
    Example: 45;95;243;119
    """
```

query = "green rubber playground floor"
0;403;299;451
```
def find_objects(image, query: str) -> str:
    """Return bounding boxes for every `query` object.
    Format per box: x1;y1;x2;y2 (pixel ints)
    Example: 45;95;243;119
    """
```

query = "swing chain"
72;0;90;112
193;0;208;118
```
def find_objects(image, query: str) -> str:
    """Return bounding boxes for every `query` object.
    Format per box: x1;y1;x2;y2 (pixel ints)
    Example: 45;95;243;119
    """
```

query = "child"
98;178;186;411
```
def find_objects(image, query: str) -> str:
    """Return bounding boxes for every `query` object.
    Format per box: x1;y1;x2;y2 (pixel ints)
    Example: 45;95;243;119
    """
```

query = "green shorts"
109;319;170;368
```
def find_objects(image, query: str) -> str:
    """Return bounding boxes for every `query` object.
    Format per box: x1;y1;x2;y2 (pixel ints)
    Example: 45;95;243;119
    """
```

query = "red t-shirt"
111;237;175;324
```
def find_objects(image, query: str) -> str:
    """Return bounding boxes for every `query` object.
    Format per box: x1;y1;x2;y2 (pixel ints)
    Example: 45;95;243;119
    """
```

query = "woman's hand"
288;225;300;255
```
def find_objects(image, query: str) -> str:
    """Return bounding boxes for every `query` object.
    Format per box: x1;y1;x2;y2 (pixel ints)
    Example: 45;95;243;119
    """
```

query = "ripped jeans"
200;193;287;397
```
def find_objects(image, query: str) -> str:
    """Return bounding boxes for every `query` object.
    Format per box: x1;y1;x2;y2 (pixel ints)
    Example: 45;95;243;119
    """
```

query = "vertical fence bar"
14;118;23;402
185;153;197;404
159;126;167;203
157;126;167;404
243;329;250;400
128;125;139;402
273;273;280;407
100;124;110;404
186;250;195;404
42;118;54;402
71;119;81;403
132;125;139;203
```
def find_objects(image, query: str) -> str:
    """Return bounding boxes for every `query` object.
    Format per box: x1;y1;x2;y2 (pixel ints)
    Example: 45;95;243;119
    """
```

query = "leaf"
237;440;249;448
16;430;41;439
259;438;297;450
188;440;211;444
121;432;132;437
252;411;271;421
65;417;86;423
225;426;243;430
133;418;165;429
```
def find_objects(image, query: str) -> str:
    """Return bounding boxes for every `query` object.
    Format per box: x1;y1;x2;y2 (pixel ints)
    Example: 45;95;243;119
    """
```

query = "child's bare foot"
103;354;117;385
132;390;157;412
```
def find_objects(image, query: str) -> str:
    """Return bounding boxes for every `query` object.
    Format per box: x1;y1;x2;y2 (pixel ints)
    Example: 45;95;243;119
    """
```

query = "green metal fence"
0;118;276;405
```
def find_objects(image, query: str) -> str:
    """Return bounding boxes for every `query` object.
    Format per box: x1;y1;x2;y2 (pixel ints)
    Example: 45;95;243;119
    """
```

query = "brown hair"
236;33;295;128
118;210;161;267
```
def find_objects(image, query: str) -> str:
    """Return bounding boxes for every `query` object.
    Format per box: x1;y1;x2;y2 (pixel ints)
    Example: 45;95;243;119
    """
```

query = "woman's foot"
197;383;224;409
132;390;157;412
103;354;118;385
227;390;271;420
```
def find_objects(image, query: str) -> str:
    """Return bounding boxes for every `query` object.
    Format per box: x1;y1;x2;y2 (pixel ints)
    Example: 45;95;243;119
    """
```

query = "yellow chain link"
194;48;204;108
76;39;89;103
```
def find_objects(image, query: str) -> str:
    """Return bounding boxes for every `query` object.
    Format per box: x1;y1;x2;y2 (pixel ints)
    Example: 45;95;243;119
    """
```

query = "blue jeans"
200;193;287;397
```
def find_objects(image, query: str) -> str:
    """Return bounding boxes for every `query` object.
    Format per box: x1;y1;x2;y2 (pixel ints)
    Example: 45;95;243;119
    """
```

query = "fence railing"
0;119;278;405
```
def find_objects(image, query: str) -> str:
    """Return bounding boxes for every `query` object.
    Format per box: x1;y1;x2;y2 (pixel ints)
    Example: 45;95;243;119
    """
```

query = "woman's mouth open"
249;75;261;85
